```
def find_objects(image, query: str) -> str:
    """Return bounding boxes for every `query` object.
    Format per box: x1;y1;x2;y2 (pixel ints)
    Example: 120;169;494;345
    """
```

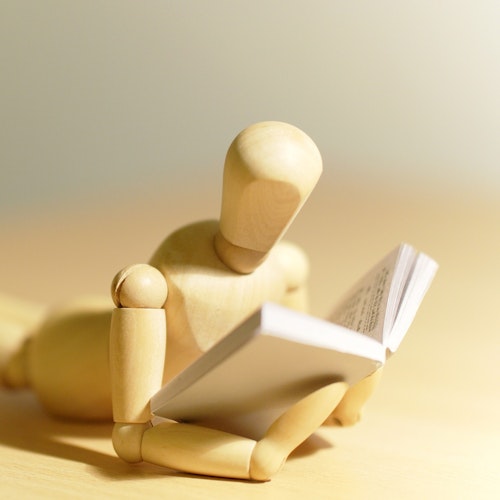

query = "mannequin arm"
109;264;168;462
109;264;347;480
109;264;256;478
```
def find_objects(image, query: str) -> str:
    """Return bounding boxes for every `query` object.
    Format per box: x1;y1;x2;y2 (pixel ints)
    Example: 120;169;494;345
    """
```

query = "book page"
151;245;437;425
328;246;404;343
386;252;438;352
382;244;423;343
152;315;384;423
151;303;385;423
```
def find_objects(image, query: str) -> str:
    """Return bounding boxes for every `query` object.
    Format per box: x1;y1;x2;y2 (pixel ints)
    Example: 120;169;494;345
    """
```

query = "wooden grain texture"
0;179;499;497
0;122;319;418
109;308;166;423
215;121;322;273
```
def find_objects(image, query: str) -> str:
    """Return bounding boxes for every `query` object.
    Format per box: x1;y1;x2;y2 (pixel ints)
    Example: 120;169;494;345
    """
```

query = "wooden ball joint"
110;264;168;464
111;264;168;309
1;121;382;480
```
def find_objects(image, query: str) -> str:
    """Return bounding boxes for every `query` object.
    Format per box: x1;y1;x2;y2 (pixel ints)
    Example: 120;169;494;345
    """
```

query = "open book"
151;243;438;422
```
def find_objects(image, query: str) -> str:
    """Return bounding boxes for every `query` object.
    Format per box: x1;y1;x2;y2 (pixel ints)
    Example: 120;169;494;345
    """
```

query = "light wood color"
9;296;113;420
142;421;257;479
215;121;322;273
149;221;311;380
111;421;152;463
1;122;357;482
111;264;168;310
110;309;166;422
0;121;319;411
139;382;348;481
0;294;46;386
250;381;348;480
109;265;167;424
1;176;499;497
325;367;384;426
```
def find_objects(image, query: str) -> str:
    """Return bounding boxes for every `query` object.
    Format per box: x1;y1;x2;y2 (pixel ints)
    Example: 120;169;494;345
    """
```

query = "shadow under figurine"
1;121;382;481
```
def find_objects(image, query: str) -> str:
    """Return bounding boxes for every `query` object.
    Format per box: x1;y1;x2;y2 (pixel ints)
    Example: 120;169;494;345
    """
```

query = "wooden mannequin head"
214;121;322;274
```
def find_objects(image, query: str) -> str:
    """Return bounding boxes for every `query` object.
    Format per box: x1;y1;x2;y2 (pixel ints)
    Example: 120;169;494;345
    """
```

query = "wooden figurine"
0;121;382;480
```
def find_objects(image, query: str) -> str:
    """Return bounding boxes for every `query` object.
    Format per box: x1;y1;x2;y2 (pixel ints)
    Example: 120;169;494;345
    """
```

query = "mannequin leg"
324;368;383;426
250;381;348;480
140;382;347;481
142;421;256;479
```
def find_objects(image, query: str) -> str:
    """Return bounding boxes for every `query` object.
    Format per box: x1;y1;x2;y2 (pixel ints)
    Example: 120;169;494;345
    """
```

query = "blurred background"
1;1;499;211
0;0;499;308
1;4;499;493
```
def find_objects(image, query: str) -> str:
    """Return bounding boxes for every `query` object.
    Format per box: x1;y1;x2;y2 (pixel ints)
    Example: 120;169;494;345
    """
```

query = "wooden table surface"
1;177;499;499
